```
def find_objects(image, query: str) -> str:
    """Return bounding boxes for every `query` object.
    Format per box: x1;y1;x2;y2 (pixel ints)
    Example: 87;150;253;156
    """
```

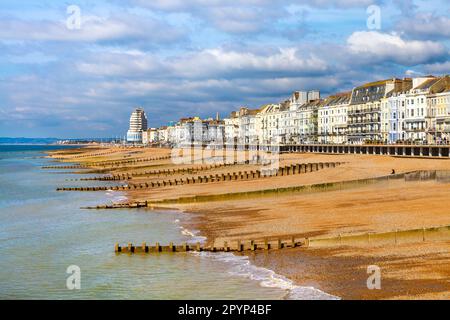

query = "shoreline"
46;145;450;300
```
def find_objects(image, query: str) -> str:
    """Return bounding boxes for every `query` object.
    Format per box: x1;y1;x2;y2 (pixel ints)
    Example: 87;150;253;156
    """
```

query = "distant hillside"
0;137;59;145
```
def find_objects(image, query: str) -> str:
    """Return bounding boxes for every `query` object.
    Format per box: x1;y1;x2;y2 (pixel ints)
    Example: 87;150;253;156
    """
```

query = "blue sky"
0;0;449;138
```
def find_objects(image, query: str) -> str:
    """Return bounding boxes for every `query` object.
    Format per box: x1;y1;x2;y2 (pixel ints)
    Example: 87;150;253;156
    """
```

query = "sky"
0;0;449;138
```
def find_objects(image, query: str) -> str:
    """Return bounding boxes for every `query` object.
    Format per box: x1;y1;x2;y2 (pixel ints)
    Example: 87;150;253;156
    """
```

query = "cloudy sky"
0;0;449;138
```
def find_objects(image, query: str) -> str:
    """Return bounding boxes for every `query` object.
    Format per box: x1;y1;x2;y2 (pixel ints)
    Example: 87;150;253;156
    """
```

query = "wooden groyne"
57;161;344;192
79;161;251;181
54;149;130;160
42;165;88;169
87;155;172;167
115;237;306;254
115;224;450;254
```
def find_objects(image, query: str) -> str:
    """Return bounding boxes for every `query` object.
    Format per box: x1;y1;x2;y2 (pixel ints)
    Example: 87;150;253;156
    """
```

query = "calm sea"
0;145;336;299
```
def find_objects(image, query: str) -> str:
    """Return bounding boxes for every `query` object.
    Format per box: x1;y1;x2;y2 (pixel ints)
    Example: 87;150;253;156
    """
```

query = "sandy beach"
47;145;450;300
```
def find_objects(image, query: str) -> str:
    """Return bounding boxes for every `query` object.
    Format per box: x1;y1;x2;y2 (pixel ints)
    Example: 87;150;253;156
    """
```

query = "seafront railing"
189;143;450;158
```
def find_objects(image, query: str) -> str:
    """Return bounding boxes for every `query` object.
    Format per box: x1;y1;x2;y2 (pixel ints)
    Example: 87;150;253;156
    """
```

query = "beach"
47;145;450;300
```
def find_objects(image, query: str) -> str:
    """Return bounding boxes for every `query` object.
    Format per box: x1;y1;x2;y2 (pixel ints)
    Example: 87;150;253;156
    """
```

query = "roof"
323;92;351;107
415;77;441;90
351;79;390;105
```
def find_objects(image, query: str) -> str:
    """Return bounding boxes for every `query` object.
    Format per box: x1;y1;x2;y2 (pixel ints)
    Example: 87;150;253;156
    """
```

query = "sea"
0;145;337;299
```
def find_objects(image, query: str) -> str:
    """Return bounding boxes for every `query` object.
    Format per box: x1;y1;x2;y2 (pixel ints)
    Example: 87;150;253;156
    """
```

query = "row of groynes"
57;162;344;192
79;160;253;181
45;155;172;169
83;170;445;208
115;224;450;254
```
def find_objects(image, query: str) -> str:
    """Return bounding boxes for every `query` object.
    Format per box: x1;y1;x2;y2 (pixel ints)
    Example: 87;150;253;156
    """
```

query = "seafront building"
318;92;351;144
126;108;148;143
132;75;450;146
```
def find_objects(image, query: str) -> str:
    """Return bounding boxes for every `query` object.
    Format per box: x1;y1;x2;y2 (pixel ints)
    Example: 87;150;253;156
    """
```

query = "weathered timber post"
224;241;229;252
196;242;201;251
114;243;121;253
155;242;161;252
237;240;242;252
264;238;270;250
304;237;310;247
128;242;134;253
277;239;282;249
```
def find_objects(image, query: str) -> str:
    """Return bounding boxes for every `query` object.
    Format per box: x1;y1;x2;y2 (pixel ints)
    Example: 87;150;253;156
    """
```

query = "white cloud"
396;13;450;39
0;14;183;43
77;50;163;76
347;31;447;65
423;61;450;74
170;48;329;78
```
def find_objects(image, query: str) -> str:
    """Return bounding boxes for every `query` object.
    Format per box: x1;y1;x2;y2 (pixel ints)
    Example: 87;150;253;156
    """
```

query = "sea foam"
194;251;340;300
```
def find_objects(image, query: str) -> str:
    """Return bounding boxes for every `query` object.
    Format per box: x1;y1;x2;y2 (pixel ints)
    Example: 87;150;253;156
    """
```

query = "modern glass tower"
126;108;148;143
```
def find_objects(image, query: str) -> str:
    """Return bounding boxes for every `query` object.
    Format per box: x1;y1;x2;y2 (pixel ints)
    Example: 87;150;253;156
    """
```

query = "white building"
381;92;408;144
126;108;148;143
257;103;283;144
425;76;450;144
142;128;158;145
224;112;239;144
404;77;439;143
237;107;259;144
298;99;322;144
318;92;350;144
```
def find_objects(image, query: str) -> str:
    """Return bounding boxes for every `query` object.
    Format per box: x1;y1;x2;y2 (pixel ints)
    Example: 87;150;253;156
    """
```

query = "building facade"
126;108;148;143
143;75;450;147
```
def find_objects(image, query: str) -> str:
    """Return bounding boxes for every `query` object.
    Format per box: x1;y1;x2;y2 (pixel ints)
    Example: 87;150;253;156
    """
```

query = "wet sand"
48;146;450;300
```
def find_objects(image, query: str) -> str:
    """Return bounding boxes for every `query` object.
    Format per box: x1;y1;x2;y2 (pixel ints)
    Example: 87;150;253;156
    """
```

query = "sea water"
0;145;336;299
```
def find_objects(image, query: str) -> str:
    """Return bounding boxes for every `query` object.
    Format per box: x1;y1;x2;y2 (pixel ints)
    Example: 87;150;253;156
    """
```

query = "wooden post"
264;238;269;250
237;240;242;252
155;242;161;252
114;243;121;253
291;236;296;248
196;242;201;252
250;240;256;251
224;241;229;252
305;237;310;248
277;239;282;249
142;242;147;253
394;229;398;245
128;242;134;253
182;242;188;252
422;227;426;242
